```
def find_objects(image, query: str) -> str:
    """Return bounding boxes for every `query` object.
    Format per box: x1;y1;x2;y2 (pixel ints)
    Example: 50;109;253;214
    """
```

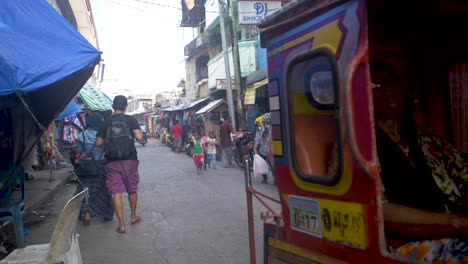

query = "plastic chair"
0;164;25;248
0;189;87;264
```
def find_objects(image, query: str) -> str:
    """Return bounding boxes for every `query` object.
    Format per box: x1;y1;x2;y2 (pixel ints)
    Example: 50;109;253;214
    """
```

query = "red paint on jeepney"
261;0;398;262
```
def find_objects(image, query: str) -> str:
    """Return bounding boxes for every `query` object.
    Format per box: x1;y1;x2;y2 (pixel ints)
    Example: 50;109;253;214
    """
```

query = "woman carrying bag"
72;112;114;225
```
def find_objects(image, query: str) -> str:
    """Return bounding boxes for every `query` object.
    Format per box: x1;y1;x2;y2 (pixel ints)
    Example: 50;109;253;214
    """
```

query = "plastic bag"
253;154;269;177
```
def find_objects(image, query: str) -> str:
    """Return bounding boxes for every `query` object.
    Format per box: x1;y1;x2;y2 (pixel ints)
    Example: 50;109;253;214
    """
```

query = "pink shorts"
193;154;204;169
105;160;140;194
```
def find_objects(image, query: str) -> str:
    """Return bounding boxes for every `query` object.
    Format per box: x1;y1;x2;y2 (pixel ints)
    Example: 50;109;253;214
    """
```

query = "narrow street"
24;139;280;264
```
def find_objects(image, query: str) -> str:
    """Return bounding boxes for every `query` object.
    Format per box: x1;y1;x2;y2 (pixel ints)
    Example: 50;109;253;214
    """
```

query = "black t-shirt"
97;114;141;162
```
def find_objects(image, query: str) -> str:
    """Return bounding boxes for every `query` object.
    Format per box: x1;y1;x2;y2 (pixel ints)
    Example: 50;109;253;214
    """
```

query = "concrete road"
24;139;280;264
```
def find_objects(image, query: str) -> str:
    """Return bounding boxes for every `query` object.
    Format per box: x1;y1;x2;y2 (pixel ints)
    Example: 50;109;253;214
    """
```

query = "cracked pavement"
24;139;280;264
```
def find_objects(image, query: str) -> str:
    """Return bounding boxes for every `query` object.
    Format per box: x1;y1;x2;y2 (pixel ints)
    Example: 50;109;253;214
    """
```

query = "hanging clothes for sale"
64;115;84;131
63;124;78;144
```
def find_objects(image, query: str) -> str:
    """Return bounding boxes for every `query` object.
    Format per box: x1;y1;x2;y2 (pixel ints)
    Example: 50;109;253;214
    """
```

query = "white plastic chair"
0;189;87;264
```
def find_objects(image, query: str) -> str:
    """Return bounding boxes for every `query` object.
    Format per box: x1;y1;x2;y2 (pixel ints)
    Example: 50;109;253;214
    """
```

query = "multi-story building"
181;0;284;128
127;94;154;114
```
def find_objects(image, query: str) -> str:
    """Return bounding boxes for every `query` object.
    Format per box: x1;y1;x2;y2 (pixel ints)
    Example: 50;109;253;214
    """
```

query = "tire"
234;154;245;168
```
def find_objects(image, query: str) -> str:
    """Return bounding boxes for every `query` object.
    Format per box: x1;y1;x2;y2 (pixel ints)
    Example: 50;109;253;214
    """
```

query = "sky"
90;0;197;97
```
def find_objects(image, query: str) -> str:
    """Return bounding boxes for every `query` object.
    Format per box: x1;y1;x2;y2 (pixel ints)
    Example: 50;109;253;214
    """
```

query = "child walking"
191;132;204;175
206;131;217;169
200;129;209;170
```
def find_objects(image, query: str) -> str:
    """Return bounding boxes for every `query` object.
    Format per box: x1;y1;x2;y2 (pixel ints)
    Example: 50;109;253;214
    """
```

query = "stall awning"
55;99;83;120
187;97;210;109
245;69;268;87
78;83;113;111
195;99;224;115
244;78;268;105
0;0;101;164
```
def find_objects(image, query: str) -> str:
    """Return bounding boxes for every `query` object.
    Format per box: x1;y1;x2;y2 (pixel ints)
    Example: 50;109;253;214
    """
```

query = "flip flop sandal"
116;227;126;234
131;216;142;225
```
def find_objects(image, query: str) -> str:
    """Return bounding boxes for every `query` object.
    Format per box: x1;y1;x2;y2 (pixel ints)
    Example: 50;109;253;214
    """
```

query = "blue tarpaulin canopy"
0;0;101;164
55;99;83;120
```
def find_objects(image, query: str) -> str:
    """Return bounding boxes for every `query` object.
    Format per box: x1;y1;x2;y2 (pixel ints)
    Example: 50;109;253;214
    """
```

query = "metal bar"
244;155;256;264
252;192;280;218
248;187;281;204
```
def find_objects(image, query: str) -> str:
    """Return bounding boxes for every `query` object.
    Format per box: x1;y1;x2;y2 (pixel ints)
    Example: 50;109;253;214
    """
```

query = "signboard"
238;1;282;24
319;199;368;248
216;79;238;90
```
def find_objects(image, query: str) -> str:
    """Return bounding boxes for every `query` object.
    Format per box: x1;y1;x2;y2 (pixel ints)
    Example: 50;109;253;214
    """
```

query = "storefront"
195;99;230;140
244;69;269;132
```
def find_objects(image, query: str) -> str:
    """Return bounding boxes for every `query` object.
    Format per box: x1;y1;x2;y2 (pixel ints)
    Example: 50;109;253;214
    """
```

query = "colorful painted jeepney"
244;0;468;263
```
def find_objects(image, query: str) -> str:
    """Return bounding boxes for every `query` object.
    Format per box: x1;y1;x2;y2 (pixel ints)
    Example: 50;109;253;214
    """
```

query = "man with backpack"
95;95;143;234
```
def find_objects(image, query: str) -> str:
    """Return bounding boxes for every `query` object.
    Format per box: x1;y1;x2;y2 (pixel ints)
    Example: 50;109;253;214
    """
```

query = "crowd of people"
153;111;275;183
70;95;275;233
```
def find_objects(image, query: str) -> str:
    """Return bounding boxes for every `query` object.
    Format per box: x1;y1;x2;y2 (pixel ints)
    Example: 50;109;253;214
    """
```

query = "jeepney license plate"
289;195;322;237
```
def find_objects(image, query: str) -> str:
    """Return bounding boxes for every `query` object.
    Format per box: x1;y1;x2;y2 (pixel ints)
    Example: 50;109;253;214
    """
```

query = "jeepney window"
287;51;342;185
309;71;334;105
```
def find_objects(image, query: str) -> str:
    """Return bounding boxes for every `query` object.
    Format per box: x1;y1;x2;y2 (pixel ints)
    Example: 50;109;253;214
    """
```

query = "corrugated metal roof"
195;99;224;114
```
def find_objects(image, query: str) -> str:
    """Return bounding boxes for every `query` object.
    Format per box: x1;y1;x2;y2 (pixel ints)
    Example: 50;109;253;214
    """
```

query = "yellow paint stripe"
268;237;348;264
273;140;283;156
269;19;343;57
293;93;335;115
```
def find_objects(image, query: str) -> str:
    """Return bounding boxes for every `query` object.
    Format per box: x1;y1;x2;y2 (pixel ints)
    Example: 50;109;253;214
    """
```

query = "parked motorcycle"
233;130;255;169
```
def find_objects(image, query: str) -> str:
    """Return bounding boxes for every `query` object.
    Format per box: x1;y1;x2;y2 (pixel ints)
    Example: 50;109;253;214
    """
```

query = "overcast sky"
90;0;196;97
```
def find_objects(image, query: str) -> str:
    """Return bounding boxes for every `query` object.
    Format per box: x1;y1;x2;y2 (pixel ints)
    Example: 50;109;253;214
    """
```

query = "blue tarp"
55;99;83;120
0;0;100;96
0;0;101;163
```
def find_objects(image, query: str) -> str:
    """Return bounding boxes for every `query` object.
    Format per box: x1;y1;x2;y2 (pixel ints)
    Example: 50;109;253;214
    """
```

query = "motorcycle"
134;132;149;147
233;130;255;170
141;131;149;146
138;123;149;147
184;133;194;156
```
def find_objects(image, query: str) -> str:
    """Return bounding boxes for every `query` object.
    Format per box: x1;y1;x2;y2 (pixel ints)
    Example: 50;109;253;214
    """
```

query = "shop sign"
216;79;238;90
238;1;282;24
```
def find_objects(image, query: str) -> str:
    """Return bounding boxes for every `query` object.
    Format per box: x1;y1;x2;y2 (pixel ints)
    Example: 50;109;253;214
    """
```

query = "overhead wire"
131;0;281;14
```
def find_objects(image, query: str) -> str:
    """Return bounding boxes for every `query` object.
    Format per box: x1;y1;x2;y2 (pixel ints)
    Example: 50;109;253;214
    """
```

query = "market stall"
0;0;101;187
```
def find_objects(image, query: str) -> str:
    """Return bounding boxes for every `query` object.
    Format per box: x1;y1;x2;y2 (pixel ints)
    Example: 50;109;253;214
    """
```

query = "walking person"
72;112;114;225
95;95;144;234
206;131;217;169
220;115;237;168
171;120;183;152
191;132;204;175
199;129;209;170
253;112;276;185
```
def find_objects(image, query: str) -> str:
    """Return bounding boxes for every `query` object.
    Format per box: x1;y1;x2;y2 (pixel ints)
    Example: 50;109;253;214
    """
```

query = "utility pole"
230;0;245;129
218;0;237;129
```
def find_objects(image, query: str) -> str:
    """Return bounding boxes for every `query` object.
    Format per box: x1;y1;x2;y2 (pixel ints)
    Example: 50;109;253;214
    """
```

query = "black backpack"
105;115;134;160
